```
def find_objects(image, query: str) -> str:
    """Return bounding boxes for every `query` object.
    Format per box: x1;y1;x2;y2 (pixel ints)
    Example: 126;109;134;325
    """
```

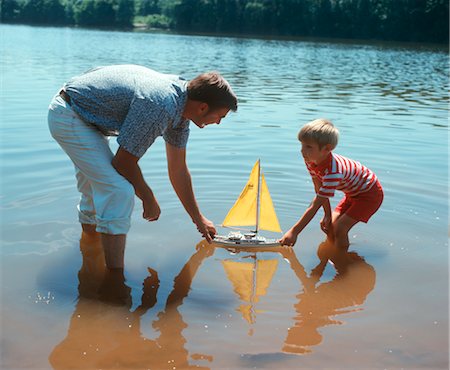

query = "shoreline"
1;21;448;50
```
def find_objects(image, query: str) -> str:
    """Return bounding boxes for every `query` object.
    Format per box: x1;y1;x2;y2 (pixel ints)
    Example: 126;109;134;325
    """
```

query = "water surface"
1;24;448;369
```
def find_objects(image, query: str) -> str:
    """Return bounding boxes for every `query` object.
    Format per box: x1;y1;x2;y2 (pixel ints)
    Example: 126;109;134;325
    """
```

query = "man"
48;64;237;272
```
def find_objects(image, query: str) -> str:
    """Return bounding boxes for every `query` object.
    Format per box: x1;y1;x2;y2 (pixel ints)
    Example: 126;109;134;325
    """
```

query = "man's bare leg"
79;229;105;298
81;224;125;268
82;223;99;237
101;233;126;269
98;233;130;305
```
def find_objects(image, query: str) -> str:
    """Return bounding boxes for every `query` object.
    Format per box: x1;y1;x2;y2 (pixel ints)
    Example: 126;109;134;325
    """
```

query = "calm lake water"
1;24;448;369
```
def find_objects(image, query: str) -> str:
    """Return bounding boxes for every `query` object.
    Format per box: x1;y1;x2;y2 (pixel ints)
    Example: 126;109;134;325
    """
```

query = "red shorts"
334;181;384;223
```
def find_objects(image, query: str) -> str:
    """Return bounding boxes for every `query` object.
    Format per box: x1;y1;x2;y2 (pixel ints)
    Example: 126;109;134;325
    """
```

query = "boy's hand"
279;229;298;247
320;216;331;234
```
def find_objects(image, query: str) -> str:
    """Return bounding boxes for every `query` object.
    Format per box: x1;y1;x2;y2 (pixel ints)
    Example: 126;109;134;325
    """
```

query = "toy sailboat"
213;160;282;247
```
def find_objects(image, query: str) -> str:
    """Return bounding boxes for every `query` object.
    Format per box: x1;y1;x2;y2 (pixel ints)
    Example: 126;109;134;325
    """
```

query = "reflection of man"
150;241;215;369
49;237;214;369
279;240;376;355
48;65;238;272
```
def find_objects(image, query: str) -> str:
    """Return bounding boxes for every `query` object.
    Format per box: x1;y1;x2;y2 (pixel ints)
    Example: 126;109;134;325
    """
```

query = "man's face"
191;106;230;128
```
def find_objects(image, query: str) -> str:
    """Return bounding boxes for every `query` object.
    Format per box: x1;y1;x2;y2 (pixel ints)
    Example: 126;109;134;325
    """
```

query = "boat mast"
255;159;261;234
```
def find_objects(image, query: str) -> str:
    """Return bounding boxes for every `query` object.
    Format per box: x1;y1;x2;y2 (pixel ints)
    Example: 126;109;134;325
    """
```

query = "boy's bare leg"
331;212;359;251
101;233;126;269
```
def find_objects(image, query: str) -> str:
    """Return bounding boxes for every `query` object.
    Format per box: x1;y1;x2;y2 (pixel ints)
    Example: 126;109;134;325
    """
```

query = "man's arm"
112;147;160;221
165;142;216;242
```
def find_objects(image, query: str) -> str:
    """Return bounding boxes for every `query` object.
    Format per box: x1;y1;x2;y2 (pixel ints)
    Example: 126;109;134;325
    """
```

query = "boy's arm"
312;176;321;193
312;177;331;214
312;177;332;233
280;195;329;246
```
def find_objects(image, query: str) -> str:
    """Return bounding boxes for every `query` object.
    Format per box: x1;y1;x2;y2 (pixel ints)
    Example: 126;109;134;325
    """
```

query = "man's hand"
279;228;298;247
112;147;159;221
194;215;217;243
143;196;161;221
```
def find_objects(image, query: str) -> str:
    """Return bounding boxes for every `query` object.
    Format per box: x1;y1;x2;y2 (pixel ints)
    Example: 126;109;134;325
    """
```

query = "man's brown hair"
188;71;238;111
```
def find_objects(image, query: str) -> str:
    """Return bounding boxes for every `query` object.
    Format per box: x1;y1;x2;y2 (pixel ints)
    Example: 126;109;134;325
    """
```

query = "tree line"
1;0;448;43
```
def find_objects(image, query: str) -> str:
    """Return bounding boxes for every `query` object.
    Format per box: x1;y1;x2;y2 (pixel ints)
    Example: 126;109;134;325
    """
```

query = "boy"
280;119;383;250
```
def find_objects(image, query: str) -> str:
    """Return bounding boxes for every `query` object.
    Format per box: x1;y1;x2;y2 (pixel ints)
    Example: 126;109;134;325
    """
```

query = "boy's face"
300;140;332;164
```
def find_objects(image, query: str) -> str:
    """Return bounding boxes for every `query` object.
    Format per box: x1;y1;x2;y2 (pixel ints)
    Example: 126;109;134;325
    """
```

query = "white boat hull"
213;233;280;248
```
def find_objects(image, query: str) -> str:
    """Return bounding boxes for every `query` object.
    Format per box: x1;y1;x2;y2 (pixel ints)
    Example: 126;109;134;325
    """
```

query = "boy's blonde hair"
298;118;339;149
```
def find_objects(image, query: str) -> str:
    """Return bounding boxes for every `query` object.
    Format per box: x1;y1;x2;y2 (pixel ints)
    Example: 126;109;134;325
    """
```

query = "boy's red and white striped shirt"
306;153;378;198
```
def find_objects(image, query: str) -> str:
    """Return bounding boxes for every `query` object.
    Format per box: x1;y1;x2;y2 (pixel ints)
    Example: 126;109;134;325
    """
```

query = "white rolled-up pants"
48;94;134;235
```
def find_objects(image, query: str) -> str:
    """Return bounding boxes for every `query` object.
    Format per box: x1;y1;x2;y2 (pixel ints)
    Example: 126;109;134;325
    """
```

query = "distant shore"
2;22;448;49
3;0;447;45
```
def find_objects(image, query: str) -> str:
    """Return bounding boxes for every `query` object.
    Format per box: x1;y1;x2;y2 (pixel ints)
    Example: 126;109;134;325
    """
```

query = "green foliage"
0;0;135;27
74;0;115;26
13;0;66;24
165;0;448;43
138;13;171;29
243;2;266;33
1;0;448;43
135;0;160;16
1;0;20;22
116;0;135;26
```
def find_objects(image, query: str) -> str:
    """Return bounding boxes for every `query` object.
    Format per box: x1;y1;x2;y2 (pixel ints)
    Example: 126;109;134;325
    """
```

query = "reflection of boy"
280;241;376;355
280;119;383;250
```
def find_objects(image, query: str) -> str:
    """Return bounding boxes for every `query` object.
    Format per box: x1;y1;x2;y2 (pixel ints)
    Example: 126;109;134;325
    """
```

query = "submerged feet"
78;230;131;306
78;229;158;309
98;268;132;307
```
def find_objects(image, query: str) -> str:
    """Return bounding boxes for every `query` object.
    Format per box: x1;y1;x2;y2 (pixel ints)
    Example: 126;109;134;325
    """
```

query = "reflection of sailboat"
214;160;281;247
222;257;278;325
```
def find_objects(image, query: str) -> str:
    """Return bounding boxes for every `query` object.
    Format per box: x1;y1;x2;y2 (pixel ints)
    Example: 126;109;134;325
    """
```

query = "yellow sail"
259;174;282;232
222;161;259;228
222;160;281;233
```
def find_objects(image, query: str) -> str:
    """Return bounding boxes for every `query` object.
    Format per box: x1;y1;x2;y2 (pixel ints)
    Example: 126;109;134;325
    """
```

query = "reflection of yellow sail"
222;259;278;324
222;160;281;233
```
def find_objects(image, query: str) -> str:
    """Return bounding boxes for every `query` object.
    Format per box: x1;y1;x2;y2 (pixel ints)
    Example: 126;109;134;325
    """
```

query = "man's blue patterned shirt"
64;64;190;157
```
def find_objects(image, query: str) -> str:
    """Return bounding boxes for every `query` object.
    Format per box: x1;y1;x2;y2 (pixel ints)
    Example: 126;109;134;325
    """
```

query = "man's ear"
198;102;209;114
